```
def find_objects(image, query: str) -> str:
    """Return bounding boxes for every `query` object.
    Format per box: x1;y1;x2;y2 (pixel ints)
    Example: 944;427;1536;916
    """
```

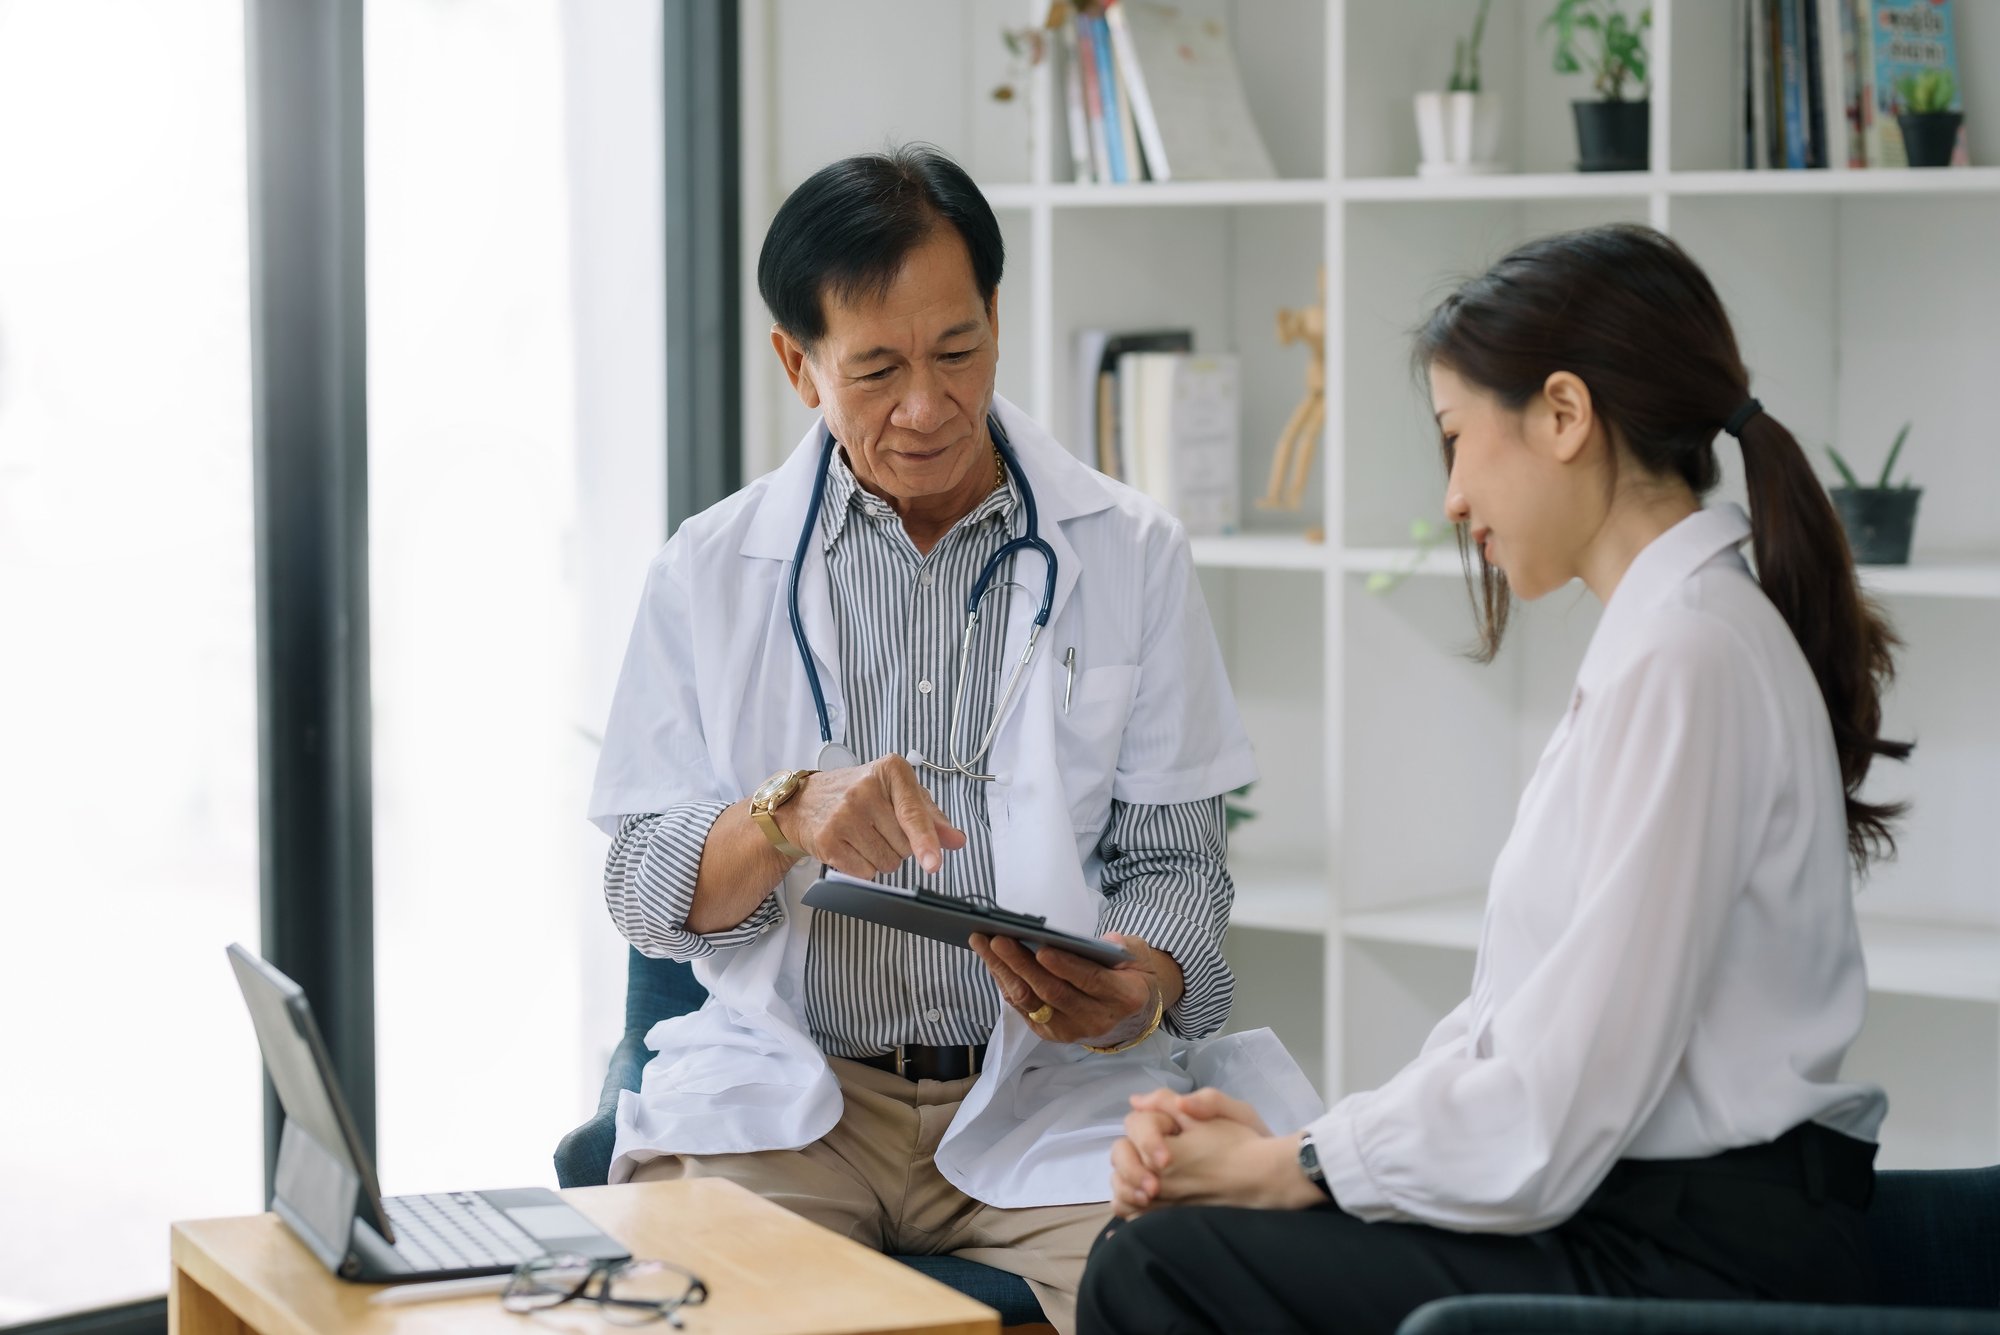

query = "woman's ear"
1540;371;1594;464
771;325;822;410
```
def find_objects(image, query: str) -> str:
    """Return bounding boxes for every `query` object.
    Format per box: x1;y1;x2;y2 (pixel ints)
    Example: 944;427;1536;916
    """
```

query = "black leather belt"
854;1042;988;1082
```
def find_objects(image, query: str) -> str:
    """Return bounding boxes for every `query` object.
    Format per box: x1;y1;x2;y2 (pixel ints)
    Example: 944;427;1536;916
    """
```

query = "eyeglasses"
502;1252;708;1327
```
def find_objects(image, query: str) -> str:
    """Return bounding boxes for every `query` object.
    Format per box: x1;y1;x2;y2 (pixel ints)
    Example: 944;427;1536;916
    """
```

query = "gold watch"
749;768;817;861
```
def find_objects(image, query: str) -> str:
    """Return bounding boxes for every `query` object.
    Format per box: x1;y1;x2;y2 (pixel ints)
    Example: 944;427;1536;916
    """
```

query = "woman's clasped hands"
1109;1087;1325;1218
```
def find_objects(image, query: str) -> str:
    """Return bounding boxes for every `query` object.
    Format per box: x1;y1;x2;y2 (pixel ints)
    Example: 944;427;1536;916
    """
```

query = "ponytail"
1415;223;1910;868
1735;409;1911;865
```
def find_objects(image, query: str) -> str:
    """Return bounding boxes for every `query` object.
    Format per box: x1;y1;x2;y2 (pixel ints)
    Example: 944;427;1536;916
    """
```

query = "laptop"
226;943;630;1283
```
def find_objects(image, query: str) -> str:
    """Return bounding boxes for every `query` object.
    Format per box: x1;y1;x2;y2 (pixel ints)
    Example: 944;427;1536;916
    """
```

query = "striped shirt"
603;444;1235;1052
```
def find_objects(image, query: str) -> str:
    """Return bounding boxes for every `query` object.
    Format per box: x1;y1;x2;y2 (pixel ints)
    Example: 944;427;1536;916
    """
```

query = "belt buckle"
893;1043;909;1080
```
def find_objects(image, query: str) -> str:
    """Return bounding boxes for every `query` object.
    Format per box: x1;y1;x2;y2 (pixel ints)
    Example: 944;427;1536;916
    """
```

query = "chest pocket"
1053;664;1138;833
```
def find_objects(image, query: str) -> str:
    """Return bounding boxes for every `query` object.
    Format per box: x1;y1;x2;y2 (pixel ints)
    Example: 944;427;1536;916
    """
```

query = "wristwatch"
749;768;817;861
1297;1131;1335;1200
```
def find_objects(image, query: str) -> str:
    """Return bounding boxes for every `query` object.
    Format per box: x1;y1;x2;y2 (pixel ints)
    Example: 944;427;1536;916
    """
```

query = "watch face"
755;770;799;808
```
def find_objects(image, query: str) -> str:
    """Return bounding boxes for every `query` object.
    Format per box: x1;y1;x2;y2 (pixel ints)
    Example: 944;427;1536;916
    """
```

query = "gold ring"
1026;1002;1054;1026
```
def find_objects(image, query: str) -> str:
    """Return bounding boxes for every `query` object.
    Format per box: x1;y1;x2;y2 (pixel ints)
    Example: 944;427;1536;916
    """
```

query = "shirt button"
917;679;933;695
925;1007;943;1023
920;570;935;588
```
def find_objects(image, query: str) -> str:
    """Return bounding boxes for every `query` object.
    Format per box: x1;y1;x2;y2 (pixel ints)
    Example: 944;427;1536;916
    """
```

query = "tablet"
801;872;1137;968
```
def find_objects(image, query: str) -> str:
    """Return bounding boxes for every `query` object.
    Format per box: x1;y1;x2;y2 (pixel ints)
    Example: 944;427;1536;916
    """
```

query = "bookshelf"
742;0;2000;1172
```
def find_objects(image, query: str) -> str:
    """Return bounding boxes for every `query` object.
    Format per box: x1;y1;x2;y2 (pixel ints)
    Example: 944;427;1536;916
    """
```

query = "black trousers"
1076;1123;1877;1335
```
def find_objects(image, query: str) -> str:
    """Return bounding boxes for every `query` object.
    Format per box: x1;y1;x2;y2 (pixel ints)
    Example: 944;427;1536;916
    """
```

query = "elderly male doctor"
588;145;1313;1332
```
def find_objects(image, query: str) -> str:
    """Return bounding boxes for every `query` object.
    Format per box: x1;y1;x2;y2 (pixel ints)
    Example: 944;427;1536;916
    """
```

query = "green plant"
991;4;1061;104
1448;0;1493;93
1366;517;1455;595
1224;782;1257;832
1827;422;1916;491
1541;0;1652;102
1896;68;1957;115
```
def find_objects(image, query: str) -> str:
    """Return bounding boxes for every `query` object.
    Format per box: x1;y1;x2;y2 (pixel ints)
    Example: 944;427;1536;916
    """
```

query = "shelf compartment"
1859;917;2000;1005
1342;892;1484;952
1340;546;1464;579
1669;168;2000;198
1859;561;2000;600
1192;533;1331;572
1341;892;2000;1005
1341;550;2000;600
1341;173;1659;204
984;180;1331;210
1230;861;1332;934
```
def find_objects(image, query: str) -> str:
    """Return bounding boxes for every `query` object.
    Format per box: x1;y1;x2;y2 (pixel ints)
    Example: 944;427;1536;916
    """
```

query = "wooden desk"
169;1178;1000;1335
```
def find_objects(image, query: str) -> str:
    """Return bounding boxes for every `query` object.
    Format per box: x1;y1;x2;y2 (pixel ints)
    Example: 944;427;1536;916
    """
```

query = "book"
1803;0;1828;167
1780;0;1808;168
1861;0;1969;168
1102;5;1147;180
1101;0;1276;180
1115;352;1239;536
1762;0;1785;168
1839;0;1867;166
1079;328;1194;478
1735;0;1755;169
1103;0;1170;181
1071;328;1112;462
1089;13;1131;183
1073;13;1112;185
1059;20;1094;183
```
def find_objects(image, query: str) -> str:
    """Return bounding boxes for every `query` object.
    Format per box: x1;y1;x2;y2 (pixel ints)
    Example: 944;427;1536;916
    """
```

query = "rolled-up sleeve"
604;805;784;960
1094;794;1234;1039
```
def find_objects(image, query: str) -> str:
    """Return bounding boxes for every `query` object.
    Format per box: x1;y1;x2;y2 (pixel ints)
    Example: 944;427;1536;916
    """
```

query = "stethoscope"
790;413;1057;781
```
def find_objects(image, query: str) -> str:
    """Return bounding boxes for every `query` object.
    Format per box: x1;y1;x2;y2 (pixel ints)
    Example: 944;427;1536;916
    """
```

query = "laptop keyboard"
383;1191;545;1273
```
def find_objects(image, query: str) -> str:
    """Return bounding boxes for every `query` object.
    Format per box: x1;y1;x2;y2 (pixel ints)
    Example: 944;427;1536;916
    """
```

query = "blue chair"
556;947;1048;1329
1398;1164;2000;1334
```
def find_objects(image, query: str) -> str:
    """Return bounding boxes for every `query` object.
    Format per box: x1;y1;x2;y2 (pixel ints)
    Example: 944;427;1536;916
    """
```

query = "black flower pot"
1897;111;1963;168
1572;99;1650;171
1831;487;1923;566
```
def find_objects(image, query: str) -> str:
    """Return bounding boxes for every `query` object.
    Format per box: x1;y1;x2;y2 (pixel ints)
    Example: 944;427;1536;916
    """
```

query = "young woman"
1076;224;1911;1335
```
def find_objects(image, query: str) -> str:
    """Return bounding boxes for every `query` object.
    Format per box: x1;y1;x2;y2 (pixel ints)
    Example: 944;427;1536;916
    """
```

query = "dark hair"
757;143;1004;347
1414;223;1910;868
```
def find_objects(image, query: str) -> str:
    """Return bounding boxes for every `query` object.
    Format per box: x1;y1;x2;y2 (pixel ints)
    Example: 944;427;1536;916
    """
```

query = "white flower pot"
1414;91;1504;177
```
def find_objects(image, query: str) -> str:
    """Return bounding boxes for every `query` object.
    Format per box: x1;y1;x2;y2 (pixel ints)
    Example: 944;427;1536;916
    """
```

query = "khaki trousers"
629;1056;1110;1335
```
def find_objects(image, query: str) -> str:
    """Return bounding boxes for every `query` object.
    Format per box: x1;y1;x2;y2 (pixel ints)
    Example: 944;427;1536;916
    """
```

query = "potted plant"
1415;0;1503;178
1895;69;1963;169
1541;0;1651;172
1828;423;1922;565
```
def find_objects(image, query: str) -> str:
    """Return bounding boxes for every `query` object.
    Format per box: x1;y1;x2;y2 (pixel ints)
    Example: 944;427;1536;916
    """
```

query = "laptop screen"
226;944;395;1268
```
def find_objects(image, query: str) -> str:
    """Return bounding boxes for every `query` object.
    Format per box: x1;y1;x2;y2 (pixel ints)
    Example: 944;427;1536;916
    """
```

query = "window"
0;3;260;1320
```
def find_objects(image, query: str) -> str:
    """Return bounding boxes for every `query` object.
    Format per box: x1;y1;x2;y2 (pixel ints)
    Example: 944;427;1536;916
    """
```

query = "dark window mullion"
244;0;375;1193
664;0;742;532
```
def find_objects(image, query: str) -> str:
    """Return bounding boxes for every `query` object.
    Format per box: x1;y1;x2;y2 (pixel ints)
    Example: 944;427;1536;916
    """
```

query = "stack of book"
1072;327;1240;536
1055;0;1276;184
1734;0;1969;169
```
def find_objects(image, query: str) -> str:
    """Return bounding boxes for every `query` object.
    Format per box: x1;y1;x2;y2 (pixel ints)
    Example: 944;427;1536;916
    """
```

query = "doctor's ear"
771;325;822;410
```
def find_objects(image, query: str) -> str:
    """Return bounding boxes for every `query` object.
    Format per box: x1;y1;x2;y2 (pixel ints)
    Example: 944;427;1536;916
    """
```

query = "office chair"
1398;1163;2000;1334
556;946;1048;1328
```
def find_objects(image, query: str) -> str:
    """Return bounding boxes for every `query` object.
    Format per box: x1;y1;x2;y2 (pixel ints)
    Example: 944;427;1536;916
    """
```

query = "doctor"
587;145;1288;1333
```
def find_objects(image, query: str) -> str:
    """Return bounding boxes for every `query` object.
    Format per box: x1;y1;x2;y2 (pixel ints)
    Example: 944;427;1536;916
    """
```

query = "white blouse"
1311;504;1887;1234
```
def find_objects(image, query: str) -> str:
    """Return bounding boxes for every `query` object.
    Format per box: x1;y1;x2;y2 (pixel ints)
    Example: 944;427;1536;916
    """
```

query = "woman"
1077;224;1911;1335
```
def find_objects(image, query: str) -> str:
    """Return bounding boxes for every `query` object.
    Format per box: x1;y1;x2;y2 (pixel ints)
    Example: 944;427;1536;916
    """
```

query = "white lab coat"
588;394;1322;1208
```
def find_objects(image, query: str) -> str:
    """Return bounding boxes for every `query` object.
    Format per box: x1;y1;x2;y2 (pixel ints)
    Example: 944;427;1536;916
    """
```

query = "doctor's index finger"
880;759;959;868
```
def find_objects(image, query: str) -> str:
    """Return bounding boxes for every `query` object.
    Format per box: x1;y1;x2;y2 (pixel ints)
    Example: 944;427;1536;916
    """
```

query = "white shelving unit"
743;0;2000;1170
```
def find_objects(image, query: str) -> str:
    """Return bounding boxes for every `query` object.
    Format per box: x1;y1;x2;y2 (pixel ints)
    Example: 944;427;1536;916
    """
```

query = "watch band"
751;807;810;861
